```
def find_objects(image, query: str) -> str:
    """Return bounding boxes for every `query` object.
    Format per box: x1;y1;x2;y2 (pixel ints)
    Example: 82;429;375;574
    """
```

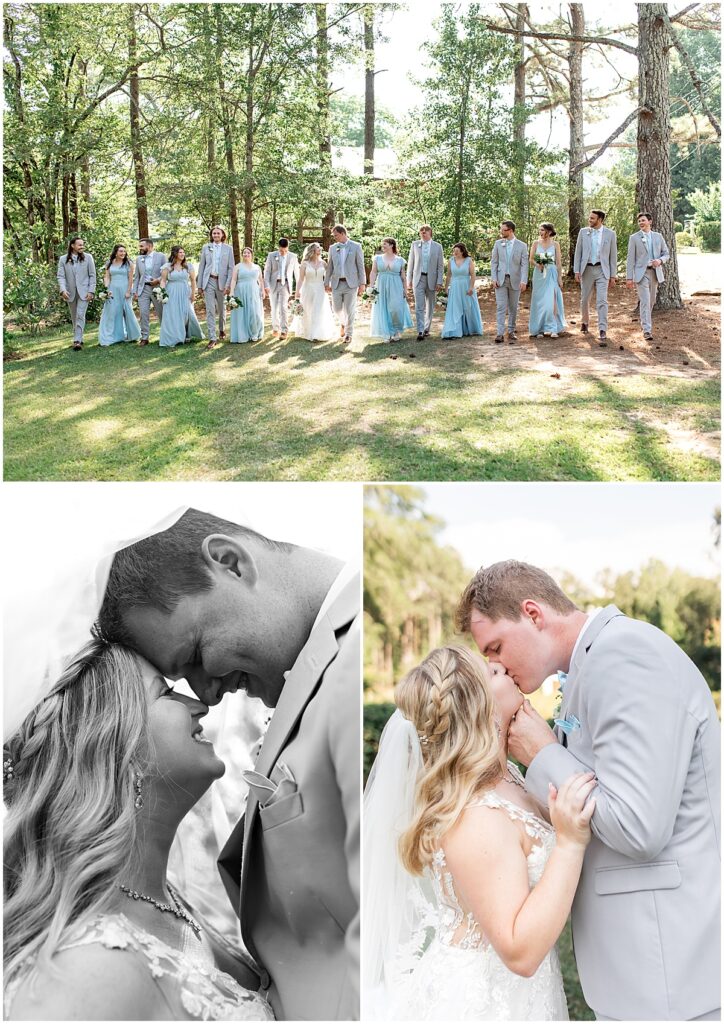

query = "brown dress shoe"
494;335;504;344
599;330;607;347
138;338;149;347
581;323;589;333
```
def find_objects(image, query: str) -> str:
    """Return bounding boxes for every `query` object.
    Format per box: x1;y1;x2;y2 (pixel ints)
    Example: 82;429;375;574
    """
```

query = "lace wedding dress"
292;261;336;340
386;768;569;1021
4;912;275;1021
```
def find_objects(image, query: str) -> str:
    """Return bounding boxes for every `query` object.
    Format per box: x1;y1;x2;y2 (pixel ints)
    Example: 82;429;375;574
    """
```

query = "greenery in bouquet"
151;285;170;304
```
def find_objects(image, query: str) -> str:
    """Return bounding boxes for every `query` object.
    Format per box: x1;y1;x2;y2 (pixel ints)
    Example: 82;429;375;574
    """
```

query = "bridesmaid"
528;222;567;338
158;245;203;348
441;243;483;338
98;245;141;346
369;237;413;343
227;247;265;345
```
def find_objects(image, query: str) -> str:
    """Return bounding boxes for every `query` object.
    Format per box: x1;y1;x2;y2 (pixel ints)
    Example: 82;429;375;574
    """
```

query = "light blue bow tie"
557;670;568;692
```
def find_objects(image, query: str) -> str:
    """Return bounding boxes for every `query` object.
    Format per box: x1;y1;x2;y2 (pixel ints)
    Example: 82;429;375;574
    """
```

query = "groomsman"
263;238;299;340
324;225;366;344
197;226;234;349
574;209;618;347
56;236;96;350
626;212;670;342
132;238;167;346
407;225;444;340
490;221;528;343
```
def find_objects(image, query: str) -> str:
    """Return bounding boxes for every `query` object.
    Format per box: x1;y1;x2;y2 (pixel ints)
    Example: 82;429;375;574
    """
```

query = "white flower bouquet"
152;285;170;304
361;285;379;303
98;289;112;302
534;252;555;278
290;299;303;316
436;290;448;308
226;295;244;310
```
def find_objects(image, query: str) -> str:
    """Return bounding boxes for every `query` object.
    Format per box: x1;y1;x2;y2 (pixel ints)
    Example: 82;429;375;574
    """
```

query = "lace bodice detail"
428;765;555;952
301;261;326;284
4;913;274;1021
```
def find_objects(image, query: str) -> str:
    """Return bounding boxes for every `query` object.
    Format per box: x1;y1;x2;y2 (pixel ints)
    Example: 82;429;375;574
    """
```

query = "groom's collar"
567;604;624;684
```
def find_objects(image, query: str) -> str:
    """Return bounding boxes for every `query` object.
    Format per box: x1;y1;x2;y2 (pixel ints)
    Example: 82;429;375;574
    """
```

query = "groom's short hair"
591;209;606;222
501;220;516;232
456;560;577;631
332;225;347;235
97;509;293;642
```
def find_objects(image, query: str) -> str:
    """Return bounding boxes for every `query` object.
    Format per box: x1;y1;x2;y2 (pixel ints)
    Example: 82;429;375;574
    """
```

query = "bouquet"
226;295;244;310
534;252;555;278
98;289;112;302
361;285;379;303
290;299;303;316
436;290;448;309
152;285;170;304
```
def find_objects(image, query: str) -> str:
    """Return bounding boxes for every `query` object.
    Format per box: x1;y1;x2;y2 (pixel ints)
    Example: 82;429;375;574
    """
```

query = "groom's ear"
201;534;258;588
521;600;545;629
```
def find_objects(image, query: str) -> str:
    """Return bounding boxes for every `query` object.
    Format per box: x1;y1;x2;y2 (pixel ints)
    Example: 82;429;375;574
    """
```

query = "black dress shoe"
494;335;504;344
599;331;607;347
417;332;424;341
423;330;430;337
581;323;589;333
644;331;654;341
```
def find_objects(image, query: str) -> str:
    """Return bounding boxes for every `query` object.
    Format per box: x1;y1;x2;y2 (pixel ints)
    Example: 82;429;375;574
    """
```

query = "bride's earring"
493;717;502;739
133;770;144;809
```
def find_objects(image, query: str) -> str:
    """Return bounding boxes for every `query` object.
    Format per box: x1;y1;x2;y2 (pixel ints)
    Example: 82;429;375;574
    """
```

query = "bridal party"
58;213;670;352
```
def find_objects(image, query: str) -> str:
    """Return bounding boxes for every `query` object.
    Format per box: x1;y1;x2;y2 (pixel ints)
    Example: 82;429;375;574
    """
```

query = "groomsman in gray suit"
626;212;670;342
197;225;235;349
324;225;366;343
263;238;299;340
56;236;96;350
132;238;167;346
490;221;528;343
574;210;618;347
460;560;721;1022
406;225;444;340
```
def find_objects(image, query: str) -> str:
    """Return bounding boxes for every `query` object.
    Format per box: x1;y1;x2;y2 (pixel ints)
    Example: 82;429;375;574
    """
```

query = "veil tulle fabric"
362;710;439;1020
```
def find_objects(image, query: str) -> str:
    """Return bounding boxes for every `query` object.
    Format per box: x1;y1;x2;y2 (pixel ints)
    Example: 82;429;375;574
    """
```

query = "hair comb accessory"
3;757;15;782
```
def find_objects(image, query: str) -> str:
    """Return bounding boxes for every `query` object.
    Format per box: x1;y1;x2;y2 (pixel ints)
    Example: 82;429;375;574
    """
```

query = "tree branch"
662;9;721;137
669;4;700;23
480;18;638;54
571;107;641;172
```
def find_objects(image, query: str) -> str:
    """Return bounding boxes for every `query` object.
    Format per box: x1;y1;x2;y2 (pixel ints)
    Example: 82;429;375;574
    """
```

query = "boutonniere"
274;255;279;261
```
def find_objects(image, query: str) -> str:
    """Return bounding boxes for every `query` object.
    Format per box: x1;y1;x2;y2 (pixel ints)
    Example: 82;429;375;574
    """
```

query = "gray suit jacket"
197;242;235;291
406;239;444;288
132;251;167;296
525;606;721;1020
490;238;528;288
263;251;299;291
574;226;618;278
57;253;96;300
218;575;361;1021
626;230;670;283
324;239;366;289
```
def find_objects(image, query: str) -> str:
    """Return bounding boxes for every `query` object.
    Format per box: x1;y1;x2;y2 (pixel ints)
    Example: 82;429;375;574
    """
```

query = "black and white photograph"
3;484;361;1021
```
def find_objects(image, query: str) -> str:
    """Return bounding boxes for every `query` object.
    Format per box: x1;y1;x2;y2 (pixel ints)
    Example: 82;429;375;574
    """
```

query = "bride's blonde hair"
302;242;322;262
396;645;502;876
3;639;150;984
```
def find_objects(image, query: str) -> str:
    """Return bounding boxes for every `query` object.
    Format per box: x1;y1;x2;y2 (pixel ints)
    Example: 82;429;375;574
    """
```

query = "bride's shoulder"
8;941;167;1020
444;792;522;857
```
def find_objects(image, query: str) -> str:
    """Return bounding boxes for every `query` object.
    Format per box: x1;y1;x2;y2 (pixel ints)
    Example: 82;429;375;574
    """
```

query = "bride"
292;242;336;341
4;638;274;1021
363;645;595;1021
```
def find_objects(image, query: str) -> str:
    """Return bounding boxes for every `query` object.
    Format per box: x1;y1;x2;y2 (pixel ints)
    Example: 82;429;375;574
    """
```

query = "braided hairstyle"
3;639;150;983
396;645;502;875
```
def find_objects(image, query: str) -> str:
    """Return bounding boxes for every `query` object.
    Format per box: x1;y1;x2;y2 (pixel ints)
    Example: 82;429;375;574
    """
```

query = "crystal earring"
133;770;144;809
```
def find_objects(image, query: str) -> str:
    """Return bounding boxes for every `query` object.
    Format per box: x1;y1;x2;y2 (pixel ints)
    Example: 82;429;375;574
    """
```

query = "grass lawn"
4;313;719;481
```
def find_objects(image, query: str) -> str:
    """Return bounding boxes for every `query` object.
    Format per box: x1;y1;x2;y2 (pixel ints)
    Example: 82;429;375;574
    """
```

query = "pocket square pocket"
259;789;304;831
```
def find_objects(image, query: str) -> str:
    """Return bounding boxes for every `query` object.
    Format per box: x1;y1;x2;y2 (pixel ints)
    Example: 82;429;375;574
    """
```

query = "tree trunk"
363;6;375;177
271;201;277;250
80;157;90;232
512;4;528;229
128;6;149;239
567;4;585;276
636;3;681;308
316;4;335;248
61;171;71;239
454;75;472;241
202;7;218;225
69;171;79;233
215;6;241;258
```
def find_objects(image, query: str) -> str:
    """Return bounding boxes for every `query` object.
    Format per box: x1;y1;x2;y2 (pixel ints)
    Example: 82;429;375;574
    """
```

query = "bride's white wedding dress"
4;912;274;1021
385;769;569;1021
292;261;336;340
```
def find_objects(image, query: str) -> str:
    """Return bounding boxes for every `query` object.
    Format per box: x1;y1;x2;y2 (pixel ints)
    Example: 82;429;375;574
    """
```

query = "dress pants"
580;263;609;332
136;284;164;339
413;273;436;333
204;277;226;341
494;275;521;335
636;268;659;334
270;281;290;333
331;281;358;338
67;295;89;343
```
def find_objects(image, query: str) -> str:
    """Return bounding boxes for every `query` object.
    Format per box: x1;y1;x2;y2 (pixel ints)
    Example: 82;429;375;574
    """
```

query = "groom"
97;508;360;1021
574;209;617;347
324;225;366;343
457;560;720;1022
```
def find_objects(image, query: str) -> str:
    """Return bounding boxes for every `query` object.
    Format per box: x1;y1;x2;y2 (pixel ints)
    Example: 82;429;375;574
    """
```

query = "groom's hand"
508;699;557;767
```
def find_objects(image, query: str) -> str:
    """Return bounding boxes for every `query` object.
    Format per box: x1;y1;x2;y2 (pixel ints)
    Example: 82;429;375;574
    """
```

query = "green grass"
4;321;719;481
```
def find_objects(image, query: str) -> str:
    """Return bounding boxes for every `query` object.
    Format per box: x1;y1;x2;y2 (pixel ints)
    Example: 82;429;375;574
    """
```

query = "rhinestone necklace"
119;883;202;940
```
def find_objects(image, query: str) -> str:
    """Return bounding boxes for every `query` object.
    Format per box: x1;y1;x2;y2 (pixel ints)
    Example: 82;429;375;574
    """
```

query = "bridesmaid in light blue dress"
158;245;203;348
528;223;567;337
369;238;413;342
228;248;265;343
98;245;141;346
441;243;483;338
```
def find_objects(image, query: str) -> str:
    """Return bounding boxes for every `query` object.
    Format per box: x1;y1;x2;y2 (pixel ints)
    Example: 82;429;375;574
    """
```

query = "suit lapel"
567;604;623;687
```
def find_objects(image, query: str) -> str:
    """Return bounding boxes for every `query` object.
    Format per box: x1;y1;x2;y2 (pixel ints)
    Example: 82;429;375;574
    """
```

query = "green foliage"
675;230;695;248
3;257;65;334
363;701;395;782
696;220;721;253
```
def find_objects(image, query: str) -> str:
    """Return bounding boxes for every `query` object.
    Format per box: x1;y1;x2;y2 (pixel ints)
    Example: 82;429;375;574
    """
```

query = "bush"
696;220;721;253
3;256;66;334
364;701;396;783
675;230;696;248
673;221;683;233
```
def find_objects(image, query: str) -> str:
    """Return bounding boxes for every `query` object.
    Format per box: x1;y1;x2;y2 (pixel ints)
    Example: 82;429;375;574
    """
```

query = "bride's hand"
548;772;596;850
